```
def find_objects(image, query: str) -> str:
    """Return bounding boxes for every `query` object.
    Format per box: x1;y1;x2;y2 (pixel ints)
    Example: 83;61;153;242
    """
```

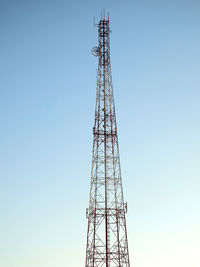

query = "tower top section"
91;11;111;68
93;9;110;27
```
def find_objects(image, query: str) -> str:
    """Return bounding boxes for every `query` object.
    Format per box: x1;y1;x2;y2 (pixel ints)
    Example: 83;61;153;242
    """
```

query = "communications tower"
85;12;130;267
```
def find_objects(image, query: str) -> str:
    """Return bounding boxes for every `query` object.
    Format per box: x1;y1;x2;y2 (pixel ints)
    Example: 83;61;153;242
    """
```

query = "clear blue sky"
0;0;200;267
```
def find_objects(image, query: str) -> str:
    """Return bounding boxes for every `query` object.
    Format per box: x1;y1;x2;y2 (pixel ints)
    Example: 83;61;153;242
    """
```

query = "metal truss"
85;13;130;267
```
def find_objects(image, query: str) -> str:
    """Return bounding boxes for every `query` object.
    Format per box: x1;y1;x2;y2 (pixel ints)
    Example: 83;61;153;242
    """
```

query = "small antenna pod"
91;46;100;57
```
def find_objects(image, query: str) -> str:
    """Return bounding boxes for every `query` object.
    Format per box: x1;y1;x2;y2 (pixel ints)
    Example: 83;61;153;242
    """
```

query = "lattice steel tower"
85;13;130;267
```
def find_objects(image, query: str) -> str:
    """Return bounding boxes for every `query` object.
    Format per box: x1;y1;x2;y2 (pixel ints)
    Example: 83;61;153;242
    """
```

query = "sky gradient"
0;0;200;267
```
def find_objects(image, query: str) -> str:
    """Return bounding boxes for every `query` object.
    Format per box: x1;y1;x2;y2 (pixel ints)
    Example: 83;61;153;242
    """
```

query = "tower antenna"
85;14;131;267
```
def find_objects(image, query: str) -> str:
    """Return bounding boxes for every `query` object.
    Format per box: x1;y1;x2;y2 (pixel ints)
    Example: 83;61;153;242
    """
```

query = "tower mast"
85;13;130;267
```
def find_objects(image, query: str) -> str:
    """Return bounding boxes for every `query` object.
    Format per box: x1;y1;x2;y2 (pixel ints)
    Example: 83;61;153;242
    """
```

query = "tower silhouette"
85;13;130;267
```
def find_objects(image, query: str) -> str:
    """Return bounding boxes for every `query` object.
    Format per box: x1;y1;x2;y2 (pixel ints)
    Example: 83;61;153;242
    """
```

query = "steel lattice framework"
85;13;130;267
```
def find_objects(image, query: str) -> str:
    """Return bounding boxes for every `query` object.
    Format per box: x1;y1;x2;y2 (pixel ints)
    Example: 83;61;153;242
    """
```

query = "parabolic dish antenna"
91;46;100;57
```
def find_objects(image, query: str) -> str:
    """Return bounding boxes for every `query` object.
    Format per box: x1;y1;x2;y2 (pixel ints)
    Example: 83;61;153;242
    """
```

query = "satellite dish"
91;46;100;57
